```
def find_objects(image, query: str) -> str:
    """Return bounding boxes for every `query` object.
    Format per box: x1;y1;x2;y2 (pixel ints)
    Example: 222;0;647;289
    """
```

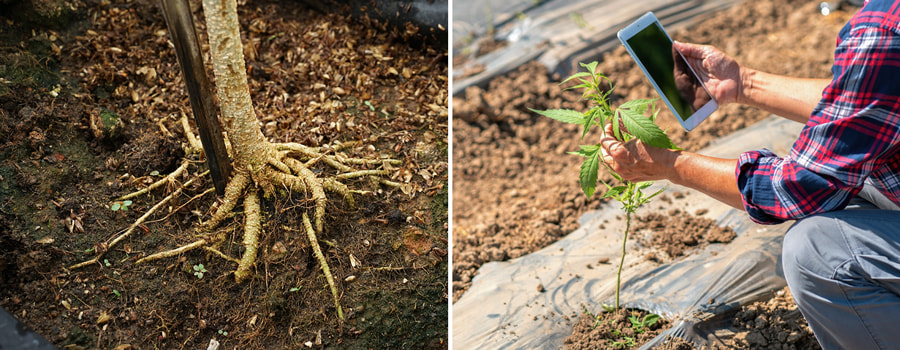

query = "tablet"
617;12;717;131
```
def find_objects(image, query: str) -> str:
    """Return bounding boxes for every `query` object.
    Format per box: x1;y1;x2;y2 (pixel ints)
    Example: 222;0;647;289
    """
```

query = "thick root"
75;133;394;323
303;212;343;320
234;191;261;283
204;169;250;230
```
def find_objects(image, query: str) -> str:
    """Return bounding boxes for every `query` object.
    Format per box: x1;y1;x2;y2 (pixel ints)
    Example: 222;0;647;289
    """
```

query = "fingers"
600;123;626;165
673;41;704;59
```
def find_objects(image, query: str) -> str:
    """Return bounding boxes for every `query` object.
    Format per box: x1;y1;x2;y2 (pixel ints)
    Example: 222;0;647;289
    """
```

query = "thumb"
673;41;703;59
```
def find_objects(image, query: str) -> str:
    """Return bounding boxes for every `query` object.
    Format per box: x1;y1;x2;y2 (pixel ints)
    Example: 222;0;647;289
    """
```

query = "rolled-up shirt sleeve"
737;149;860;224
735;24;900;224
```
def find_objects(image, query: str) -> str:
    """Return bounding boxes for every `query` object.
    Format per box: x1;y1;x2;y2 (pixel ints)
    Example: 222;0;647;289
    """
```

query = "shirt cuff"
736;149;786;225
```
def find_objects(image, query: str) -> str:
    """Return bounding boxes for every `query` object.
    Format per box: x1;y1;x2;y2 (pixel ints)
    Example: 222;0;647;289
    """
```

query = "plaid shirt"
737;0;900;224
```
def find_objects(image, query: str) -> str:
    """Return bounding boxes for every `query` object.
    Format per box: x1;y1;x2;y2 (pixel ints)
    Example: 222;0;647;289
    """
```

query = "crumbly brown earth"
564;309;669;350
634;205;736;262
452;0;852;348
0;0;448;348
650;287;820;350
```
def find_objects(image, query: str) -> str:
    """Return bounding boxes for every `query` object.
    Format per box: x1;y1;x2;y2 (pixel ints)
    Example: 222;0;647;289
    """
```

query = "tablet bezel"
617;12;717;132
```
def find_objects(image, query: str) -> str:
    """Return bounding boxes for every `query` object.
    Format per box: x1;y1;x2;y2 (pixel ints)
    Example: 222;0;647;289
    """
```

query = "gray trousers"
782;183;900;350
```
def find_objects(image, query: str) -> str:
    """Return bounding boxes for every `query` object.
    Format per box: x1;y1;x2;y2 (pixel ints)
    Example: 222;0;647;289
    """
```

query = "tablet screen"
625;23;712;121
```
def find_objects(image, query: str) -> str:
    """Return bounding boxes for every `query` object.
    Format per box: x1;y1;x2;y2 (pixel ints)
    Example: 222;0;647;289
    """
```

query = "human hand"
599;123;677;182
673;41;743;105
673;45;712;111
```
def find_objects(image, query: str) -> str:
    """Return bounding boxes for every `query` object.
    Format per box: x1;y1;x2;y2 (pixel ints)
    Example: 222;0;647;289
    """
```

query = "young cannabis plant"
531;61;679;310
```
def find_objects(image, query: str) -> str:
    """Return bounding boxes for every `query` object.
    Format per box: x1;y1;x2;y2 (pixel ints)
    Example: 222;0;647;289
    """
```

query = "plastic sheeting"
452;116;806;349
452;0;741;96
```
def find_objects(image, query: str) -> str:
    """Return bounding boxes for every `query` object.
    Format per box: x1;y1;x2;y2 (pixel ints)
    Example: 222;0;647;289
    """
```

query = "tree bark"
200;0;275;171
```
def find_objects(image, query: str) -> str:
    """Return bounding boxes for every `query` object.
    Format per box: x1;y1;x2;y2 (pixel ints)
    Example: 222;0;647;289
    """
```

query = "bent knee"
782;214;848;280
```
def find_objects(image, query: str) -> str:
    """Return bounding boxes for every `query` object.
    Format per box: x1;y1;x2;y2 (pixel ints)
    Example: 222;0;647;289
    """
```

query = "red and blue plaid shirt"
737;0;900;224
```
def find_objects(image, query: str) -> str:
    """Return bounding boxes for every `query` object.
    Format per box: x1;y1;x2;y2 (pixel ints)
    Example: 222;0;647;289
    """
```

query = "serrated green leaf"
568;145;599;158
618;98;656;112
581;114;596;140
564;82;592;92
577;108;601;139
579;61;599;76
578;148;601;197
604;185;627;198
612;111;623;141
617;107;677;149
560;71;593;85
529;108;584;125
596;108;611;130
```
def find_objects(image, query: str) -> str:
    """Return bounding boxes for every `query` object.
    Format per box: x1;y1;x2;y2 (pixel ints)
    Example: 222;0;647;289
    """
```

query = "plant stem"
615;182;636;310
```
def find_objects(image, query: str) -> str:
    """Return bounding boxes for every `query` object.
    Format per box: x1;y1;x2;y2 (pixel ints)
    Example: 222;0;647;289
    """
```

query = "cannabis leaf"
528;108;585;125
569;145;602;197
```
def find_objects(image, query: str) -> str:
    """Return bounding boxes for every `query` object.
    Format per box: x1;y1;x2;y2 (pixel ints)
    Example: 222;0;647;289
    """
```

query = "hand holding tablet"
617;12;717;131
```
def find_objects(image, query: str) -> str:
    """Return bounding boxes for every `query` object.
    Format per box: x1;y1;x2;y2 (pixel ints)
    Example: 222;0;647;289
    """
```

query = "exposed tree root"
303;212;343;320
71;127;398;321
69;0;405;322
234;191;260;283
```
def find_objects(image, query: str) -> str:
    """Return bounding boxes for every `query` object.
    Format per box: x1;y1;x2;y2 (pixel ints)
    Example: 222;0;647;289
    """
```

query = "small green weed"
193;264;207;279
110;200;132;212
629;312;660;334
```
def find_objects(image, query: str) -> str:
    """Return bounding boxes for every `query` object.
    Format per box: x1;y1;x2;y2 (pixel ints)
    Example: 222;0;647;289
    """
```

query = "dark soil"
452;0;852;348
0;0;448;348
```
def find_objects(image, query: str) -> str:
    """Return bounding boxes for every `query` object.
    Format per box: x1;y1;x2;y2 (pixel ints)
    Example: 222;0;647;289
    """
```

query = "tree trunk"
200;0;275;171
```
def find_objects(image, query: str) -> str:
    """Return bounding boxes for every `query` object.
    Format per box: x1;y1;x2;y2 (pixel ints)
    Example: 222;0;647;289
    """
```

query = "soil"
564;309;669;350
648;287;819;350
0;0;448;348
634;206;736;262
452;0;852;348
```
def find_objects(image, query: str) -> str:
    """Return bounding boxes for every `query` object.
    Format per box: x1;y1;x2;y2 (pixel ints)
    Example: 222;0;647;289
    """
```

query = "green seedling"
288;286;302;293
218;329;228;336
193;263;207;279
532;61;678;310
103;259;111;267
629;312;660;334
110;200;133;212
113;289;121;297
611;334;636;348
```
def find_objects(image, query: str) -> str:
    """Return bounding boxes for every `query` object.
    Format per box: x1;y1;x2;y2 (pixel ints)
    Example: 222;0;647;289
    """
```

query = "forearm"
668;151;744;209
739;69;831;123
